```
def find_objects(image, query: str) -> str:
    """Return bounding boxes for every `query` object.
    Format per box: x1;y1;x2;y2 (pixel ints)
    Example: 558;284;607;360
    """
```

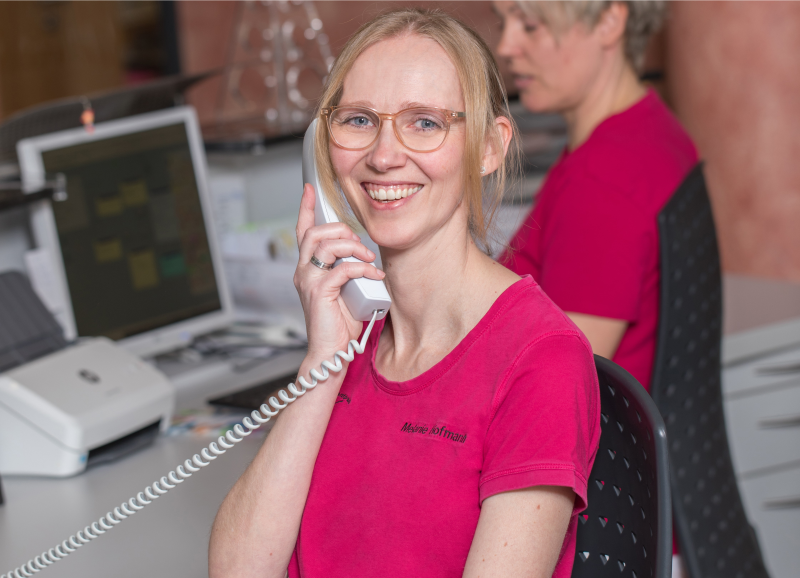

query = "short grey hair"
518;1;666;70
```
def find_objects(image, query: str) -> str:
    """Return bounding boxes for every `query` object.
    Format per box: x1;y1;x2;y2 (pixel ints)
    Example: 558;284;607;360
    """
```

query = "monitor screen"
38;122;222;341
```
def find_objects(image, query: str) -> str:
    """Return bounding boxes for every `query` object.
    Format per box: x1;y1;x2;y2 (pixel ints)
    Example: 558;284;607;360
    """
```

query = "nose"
365;119;407;173
495;17;519;59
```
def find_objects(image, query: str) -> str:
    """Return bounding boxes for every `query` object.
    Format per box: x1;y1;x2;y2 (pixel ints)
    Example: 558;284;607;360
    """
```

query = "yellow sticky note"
95;195;123;217
94;238;122;263
128;250;160;290
120;181;149;207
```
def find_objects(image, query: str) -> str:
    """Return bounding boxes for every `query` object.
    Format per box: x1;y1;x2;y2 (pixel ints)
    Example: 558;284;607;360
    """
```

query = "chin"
364;226;419;253
520;91;560;115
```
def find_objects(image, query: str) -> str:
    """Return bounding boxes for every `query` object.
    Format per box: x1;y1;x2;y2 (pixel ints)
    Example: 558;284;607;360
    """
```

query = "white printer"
0;338;174;477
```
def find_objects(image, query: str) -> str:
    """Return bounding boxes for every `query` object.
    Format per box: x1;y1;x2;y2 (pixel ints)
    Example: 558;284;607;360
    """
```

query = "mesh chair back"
0;271;66;372
651;164;769;578
573;356;671;578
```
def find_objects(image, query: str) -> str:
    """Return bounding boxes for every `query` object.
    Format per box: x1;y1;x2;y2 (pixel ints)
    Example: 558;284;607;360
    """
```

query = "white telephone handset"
302;119;391;322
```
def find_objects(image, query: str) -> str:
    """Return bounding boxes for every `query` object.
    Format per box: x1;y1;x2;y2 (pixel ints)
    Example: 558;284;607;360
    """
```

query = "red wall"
666;1;800;281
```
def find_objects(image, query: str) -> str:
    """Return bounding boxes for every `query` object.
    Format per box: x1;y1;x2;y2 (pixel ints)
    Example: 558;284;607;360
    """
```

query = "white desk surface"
0;347;308;577
0;433;264;577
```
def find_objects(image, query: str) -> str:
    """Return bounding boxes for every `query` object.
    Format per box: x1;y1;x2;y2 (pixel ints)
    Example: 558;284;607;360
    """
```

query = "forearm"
208;353;347;578
565;312;627;359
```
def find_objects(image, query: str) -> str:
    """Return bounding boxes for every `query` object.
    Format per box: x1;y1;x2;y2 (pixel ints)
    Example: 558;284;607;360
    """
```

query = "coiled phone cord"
1;311;381;578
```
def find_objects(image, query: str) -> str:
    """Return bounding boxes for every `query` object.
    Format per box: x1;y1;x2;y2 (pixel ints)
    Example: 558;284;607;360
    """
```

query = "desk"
0;348;307;577
0;433;263;577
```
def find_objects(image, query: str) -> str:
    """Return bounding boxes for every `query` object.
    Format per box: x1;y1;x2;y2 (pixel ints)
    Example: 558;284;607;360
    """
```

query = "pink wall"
666;1;800;282
175;1;238;127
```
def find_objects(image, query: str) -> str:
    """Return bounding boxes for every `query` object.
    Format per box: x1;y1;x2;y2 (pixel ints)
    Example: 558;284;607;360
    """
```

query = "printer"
0;337;174;477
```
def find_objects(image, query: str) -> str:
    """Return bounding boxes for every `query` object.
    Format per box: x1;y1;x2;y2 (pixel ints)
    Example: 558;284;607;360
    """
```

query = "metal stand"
0;175;66;213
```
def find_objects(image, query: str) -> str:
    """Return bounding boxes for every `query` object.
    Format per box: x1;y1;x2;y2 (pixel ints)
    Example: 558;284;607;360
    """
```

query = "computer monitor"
17;106;233;358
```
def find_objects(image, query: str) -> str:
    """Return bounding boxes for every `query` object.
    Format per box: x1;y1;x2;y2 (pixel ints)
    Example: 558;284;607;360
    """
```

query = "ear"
594;1;628;50
481;116;514;177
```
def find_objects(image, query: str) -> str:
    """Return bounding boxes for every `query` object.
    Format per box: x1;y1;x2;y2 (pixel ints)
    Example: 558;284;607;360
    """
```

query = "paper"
95;194;124;217
120;180;149;207
23;248;71;336
94;238;122;263
208;173;247;237
24;248;68;314
128;249;160;290
167;407;271;439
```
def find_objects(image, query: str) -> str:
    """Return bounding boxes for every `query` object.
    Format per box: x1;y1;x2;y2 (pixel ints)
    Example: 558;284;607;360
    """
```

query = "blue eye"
347;115;371;127
409;115;444;132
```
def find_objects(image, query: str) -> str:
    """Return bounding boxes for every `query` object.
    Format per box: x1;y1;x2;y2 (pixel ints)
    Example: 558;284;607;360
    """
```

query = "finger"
311;239;375;265
296;184;316;247
298;222;362;263
324;262;386;291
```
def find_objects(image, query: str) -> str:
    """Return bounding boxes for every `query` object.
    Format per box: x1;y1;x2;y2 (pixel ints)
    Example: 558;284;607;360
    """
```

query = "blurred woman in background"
495;1;697;393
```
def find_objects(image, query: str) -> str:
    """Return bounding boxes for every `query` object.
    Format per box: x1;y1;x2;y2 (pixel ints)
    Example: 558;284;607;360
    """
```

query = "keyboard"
208;370;299;411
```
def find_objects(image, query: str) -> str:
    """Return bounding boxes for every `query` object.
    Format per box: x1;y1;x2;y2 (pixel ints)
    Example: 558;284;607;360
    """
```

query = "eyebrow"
491;2;520;19
339;100;455;111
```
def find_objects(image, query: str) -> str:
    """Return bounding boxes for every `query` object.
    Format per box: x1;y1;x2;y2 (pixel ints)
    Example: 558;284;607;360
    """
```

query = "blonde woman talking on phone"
210;9;599;578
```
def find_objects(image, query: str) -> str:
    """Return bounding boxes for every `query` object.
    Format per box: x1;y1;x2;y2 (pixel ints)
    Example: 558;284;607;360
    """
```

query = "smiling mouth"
363;183;423;202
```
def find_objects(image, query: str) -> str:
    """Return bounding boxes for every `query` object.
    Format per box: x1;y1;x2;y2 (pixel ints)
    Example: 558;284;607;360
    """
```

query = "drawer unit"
724;383;800;475
738;465;800;578
723;347;800;396
723;341;800;578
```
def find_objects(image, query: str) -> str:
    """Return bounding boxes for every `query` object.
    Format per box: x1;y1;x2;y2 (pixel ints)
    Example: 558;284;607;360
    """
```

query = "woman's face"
329;34;468;252
494;1;606;114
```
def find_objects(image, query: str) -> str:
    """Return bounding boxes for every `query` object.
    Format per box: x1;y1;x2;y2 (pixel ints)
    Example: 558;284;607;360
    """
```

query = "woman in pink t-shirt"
209;9;598;578
495;2;698;392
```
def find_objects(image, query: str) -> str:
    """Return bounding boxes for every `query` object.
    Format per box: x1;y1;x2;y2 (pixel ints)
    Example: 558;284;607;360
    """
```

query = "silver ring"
310;254;334;271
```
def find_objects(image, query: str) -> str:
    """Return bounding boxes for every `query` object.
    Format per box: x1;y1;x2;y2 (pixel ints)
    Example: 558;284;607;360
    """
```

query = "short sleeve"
538;172;655;322
480;333;600;513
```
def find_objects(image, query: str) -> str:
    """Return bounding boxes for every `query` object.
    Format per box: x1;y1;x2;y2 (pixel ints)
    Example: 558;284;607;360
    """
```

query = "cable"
1;310;381;578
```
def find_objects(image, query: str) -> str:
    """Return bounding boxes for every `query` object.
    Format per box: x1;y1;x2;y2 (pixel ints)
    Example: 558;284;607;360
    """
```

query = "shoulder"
565;90;699;210
488;284;599;423
487;277;595;363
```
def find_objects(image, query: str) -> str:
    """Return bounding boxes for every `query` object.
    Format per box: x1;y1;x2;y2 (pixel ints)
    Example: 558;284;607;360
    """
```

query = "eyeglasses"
321;105;466;153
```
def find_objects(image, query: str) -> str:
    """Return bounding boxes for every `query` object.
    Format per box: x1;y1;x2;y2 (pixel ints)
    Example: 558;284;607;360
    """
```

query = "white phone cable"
2;310;381;578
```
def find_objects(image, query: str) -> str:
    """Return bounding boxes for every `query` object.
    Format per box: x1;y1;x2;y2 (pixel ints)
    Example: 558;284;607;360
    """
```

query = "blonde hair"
314;8;520;252
518;1;666;70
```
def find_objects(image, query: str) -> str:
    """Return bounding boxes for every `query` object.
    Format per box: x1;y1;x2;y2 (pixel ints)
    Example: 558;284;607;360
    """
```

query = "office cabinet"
0;2;124;119
723;344;800;578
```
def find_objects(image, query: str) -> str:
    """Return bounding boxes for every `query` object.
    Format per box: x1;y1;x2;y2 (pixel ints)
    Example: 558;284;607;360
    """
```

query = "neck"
373;206;520;381
562;59;647;151
380;215;485;345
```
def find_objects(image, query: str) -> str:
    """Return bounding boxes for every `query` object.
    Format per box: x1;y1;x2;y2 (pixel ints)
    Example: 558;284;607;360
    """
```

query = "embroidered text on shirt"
400;422;467;444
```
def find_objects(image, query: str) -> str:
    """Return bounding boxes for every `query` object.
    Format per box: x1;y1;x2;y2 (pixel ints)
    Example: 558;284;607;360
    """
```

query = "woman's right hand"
294;184;386;359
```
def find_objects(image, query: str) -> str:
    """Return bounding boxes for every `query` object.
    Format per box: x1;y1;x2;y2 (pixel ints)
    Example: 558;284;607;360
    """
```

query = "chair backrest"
651;164;770;578
572;356;671;578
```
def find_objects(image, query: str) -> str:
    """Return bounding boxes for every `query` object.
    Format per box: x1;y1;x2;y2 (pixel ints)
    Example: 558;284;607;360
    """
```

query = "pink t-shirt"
288;276;599;577
502;90;698;391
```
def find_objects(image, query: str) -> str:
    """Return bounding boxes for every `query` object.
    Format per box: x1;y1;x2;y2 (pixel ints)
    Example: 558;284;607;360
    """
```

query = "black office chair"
651;164;770;578
572;356;671;578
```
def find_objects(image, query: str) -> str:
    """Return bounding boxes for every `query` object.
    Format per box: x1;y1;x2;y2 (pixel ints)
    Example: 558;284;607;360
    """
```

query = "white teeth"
365;185;422;201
